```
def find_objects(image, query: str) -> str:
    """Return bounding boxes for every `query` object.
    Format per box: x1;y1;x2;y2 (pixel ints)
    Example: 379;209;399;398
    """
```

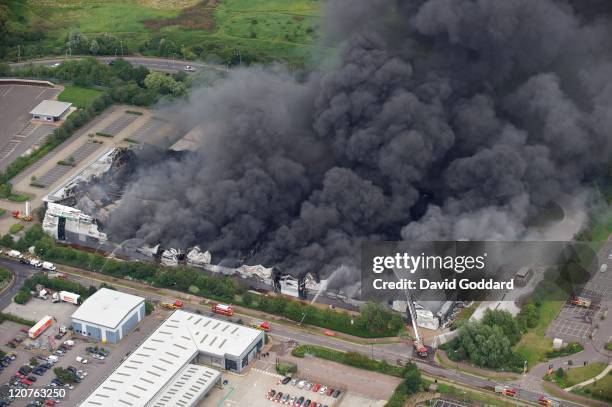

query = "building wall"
71;300;145;343
215;331;265;373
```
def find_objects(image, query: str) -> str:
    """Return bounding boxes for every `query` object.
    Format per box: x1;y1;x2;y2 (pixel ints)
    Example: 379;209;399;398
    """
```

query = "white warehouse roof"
71;288;144;329
150;364;220;407
30;100;71;117
80;310;261;407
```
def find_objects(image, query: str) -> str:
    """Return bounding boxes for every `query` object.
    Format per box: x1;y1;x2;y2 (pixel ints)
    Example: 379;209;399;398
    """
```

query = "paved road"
0;257;40;310
9;56;228;74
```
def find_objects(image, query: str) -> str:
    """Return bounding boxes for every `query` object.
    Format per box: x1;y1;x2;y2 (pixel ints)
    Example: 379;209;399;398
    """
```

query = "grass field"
571;370;612;403
514;300;565;367
58;85;104;108
7;0;325;67
546;362;607;388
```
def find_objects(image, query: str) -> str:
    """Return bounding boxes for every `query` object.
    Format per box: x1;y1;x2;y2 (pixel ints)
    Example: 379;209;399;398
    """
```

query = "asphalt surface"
9;56;228;74
0;257;41;310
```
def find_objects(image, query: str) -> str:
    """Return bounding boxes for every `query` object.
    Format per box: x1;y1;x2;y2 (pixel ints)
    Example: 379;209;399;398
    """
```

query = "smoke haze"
107;0;612;284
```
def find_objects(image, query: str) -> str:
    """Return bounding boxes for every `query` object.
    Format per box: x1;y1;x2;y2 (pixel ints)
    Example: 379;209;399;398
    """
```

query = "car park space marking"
98;112;140;136
2;86;13;97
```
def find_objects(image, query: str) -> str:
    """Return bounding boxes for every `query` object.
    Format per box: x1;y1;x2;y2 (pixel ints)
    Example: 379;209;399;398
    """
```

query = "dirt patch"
137;0;201;9
143;0;219;31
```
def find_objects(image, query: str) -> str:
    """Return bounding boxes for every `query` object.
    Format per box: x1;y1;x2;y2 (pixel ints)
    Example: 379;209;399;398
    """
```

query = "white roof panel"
80;310;262;407
71;288;144;329
150;364;220;407
30;100;71;117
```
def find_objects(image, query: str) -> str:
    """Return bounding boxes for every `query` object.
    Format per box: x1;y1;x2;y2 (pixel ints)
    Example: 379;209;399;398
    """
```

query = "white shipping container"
59;291;81;305
8;250;22;258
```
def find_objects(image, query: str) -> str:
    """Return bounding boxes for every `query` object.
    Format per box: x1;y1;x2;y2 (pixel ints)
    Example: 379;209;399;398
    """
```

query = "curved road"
9;56;228;74
0;257;40;310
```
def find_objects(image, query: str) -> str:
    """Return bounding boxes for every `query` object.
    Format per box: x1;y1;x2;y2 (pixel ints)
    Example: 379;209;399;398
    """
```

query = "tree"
53;367;77;383
482;309;521;345
144;71;186;96
517;302;539;330
402;362;422;394
89;39;99;55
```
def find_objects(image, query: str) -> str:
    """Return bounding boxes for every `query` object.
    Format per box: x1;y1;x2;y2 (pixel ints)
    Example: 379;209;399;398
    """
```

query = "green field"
547;362;607;388
571;370;612;403
3;0;325;67
514;300;564;367
58;85;104;108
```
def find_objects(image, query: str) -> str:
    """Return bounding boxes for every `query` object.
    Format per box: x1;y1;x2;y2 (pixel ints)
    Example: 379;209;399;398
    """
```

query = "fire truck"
251;320;271;331
212;303;234;316
538;395;559;406
570;296;591;308
407;295;428;358
160;300;184;310
495;385;517;397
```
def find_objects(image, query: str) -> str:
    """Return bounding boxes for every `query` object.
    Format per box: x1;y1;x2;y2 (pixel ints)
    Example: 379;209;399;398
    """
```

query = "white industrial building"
30;100;72;122
71;288;145;344
81;310;264;407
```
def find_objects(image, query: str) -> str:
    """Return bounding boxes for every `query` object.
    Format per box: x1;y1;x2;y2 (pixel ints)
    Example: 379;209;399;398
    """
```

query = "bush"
9;224;24;234
145;301;154;315
276;362;297;376
547;342;584;358
13;290;31;305
95;132;113;138
0;313;35;326
292;345;403;377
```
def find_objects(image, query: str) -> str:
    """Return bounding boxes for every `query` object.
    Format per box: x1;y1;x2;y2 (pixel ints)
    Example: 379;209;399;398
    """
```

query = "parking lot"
207;366;342;407
0;84;61;170
98;112;140;136
0;282;167;406
34;141;102;187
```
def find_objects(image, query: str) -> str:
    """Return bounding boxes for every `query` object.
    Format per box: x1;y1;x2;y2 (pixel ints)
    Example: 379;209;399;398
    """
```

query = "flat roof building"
71;288;145;344
30;100;72;122
80;310;264;407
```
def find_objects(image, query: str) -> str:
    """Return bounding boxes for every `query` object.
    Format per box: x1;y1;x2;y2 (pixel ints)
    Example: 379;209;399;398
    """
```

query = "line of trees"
6;226;404;338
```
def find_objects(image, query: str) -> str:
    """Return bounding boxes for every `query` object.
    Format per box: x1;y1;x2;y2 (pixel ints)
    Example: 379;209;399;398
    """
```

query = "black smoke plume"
107;0;612;286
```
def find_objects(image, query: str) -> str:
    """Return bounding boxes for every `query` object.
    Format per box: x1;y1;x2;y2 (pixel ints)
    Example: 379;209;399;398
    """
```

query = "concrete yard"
4;297;77;333
0;84;60;170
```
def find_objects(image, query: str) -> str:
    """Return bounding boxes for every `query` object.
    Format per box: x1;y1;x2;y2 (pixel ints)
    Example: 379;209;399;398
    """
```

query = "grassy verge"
514;299;564;367
571;371;612;403
545;362;607;388
292;344;403;377
546;342;583;359
58;85;104;108
0;312;35;326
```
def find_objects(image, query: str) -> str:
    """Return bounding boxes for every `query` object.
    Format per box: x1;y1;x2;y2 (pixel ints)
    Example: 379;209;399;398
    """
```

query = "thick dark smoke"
107;0;612;286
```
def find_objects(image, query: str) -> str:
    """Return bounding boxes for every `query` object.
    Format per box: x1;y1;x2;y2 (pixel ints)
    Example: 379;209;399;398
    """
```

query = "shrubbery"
442;309;525;372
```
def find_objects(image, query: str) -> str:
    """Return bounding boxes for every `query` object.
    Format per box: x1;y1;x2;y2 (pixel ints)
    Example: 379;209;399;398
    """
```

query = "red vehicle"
21;378;33;386
15;373;25;379
252;320;271;331
212;303;234;317
312;384;321;392
495;385;517;397
323;330;336;337
570;296;591;308
19;328;28;334
326;388;334;396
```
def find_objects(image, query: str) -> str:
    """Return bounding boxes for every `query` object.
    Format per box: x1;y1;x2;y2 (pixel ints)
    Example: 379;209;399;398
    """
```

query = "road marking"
35;88;46;99
2;86;13;96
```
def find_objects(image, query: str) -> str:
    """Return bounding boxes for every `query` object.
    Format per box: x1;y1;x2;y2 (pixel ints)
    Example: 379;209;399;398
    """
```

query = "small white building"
71;288;145;344
30;100;72;122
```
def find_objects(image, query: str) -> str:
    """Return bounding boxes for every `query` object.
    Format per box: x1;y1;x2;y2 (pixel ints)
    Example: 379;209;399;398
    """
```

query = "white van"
8;250;22;259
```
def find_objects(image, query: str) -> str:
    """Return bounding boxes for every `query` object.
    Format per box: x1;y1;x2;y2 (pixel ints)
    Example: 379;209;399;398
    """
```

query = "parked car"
297;380;305;389
274;392;283;401
282;376;291;385
319;386;327;395
312;383;321;392
332;389;341;398
326;388;334;396
304;382;312;390
91;353;105;360
184;65;196;72
75;356;88;364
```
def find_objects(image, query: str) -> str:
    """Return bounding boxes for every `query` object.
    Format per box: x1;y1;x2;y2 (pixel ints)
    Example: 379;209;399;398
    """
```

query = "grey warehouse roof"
30;100;72;117
71;288;144;329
